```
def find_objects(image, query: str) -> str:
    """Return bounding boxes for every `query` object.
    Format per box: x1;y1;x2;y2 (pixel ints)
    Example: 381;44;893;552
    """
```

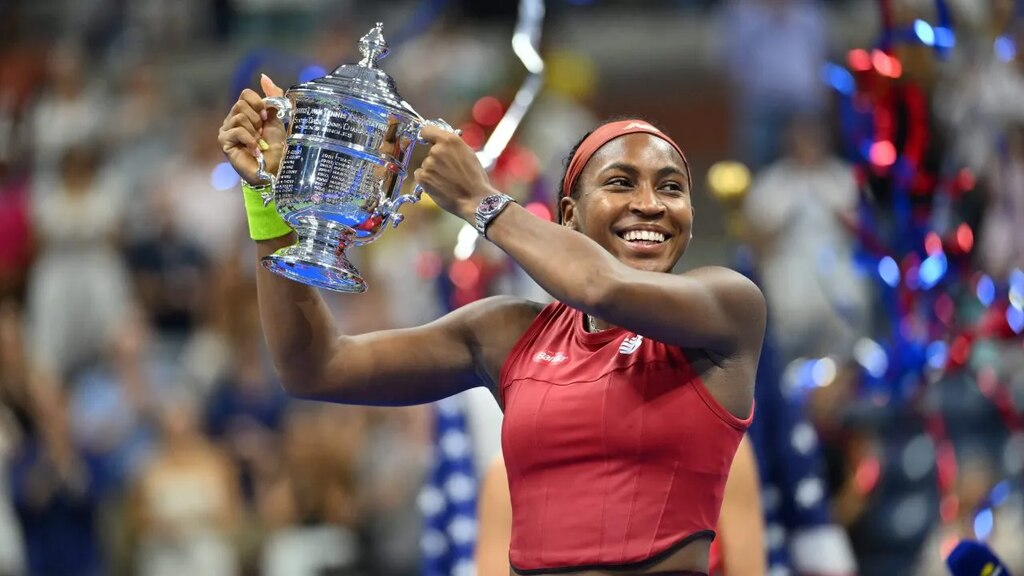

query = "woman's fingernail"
258;139;270;151
260;110;268;121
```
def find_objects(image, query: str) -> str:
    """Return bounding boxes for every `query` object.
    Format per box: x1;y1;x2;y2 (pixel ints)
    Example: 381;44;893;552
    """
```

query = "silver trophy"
254;23;455;293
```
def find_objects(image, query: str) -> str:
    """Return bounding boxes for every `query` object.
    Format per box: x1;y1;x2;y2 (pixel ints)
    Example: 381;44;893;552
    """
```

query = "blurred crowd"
0;0;1021;575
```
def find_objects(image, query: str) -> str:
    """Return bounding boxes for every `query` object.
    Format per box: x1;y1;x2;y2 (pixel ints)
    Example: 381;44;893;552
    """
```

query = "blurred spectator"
68;307;175;495
126;183;213;352
258;405;362;576
111;60;178;244
24;145;132;379
743;115;870;367
720;0;829;169
978;123;1024;281
27;43;107;174
935;0;1024;174
204;334;289;505
358;407;432;576
131;391;242;576
10;384;107;576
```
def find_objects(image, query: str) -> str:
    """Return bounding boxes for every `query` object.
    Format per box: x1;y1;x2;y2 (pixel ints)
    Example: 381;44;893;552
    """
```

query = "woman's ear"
560;196;577;229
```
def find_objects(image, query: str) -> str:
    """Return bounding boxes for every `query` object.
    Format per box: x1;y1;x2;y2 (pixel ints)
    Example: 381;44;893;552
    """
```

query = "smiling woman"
219;88;766;576
557;120;693;275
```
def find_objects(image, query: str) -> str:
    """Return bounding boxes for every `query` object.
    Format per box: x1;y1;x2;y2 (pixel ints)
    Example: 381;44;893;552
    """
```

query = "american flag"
419;395;479;576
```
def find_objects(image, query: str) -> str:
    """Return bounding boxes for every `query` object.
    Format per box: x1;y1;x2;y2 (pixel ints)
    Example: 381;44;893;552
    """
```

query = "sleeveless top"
500;302;753;574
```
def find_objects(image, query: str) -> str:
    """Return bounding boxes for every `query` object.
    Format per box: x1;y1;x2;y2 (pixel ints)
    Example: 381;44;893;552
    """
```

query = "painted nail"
258;139;270;151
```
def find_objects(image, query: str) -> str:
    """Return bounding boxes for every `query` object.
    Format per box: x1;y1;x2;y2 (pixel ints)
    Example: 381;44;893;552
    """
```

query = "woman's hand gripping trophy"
217;74;287;187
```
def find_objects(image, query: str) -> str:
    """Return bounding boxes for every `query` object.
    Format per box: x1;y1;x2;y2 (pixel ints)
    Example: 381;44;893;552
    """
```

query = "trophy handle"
386;187;423;228
254;96;295;201
386;119;461;228
415;118;459;144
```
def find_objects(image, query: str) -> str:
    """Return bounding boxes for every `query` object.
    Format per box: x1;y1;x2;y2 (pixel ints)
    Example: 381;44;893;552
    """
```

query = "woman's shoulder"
456;295;549;334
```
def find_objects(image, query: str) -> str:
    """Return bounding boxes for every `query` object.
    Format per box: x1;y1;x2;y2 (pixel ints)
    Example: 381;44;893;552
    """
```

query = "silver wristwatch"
474;193;516;237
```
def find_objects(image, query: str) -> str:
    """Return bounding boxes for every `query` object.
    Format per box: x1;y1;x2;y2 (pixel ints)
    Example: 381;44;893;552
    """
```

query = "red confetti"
949;335;971;367
869;140;897;167
935;294;955;325
848;48;872;71
472;96;504;127
956;168;975;191
854;455;882;494
955;223;973;253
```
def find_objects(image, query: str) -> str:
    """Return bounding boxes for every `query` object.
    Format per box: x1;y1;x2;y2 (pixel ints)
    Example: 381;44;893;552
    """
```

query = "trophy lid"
298;23;420;120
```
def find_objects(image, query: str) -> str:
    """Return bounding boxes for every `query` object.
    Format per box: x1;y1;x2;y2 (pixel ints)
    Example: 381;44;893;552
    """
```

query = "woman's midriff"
511;537;710;576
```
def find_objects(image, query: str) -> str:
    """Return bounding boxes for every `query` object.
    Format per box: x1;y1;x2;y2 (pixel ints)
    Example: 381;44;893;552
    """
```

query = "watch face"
481;195;504;214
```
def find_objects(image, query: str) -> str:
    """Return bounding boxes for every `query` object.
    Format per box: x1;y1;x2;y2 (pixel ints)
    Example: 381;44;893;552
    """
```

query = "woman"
217;75;766;576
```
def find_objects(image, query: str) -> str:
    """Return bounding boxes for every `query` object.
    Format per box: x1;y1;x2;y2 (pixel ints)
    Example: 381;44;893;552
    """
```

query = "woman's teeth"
621;230;665;243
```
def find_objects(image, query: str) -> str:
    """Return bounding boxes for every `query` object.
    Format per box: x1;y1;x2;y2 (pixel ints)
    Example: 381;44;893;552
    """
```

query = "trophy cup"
253;22;455;293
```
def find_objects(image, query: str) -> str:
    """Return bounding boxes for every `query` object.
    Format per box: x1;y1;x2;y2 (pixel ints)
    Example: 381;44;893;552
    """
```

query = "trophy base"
261;215;367;293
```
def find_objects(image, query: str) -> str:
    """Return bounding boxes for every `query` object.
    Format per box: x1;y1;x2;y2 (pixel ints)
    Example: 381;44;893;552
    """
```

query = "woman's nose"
629;184;665;216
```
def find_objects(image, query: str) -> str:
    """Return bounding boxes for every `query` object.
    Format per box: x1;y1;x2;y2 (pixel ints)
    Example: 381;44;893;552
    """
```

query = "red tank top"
500;302;753;574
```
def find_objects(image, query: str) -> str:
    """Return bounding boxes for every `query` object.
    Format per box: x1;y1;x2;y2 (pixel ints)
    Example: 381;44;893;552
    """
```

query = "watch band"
474;193;516;237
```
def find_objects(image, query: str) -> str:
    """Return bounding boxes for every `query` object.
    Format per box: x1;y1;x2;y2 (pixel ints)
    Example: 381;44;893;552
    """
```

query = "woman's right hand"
217;74;288;186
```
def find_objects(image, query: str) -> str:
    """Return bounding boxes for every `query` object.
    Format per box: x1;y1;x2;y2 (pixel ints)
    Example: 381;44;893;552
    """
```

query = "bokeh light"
878;256;900;287
706;160;751;201
848;48;871;71
472;96;504;127
210;161;241;191
855;338;889;378
926;340;947;370
918;253;948;289
1007;305;1024;334
955;223;973;253
976;274;996;306
973;508;994;541
869;140;897;167
994;36;1016;62
924;232;943;256
913;20;935;46
524;201;552;222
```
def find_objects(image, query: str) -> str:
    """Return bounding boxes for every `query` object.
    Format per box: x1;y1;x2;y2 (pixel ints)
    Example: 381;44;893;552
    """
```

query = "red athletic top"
500;302;753;574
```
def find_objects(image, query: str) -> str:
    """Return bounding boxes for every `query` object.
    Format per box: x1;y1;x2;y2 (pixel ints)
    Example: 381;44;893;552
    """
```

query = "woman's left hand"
414;125;497;222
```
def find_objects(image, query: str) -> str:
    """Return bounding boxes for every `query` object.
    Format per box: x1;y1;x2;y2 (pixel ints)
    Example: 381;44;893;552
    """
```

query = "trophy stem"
261;214;367;293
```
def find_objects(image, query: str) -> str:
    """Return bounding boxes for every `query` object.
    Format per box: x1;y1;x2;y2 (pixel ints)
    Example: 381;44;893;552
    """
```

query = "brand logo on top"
624;122;658;132
619;334;644;355
533;350;568;364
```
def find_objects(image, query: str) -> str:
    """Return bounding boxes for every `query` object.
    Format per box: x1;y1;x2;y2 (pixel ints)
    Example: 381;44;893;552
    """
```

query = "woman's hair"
555;116;671;225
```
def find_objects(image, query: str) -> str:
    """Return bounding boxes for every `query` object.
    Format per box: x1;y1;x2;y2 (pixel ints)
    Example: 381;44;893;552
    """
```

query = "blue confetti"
878;256;901;288
973;508;994;541
977;274;996;306
913;20;935;46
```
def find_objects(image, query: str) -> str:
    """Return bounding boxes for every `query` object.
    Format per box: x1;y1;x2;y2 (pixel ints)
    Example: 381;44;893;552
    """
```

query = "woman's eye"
607;177;631;187
660;182;685;193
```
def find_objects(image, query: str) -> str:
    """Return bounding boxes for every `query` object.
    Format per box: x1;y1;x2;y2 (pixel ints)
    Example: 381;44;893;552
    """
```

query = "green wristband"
242;183;293;241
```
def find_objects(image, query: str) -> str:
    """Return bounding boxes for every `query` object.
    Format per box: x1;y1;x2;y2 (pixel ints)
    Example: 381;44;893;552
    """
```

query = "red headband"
561;120;691;200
